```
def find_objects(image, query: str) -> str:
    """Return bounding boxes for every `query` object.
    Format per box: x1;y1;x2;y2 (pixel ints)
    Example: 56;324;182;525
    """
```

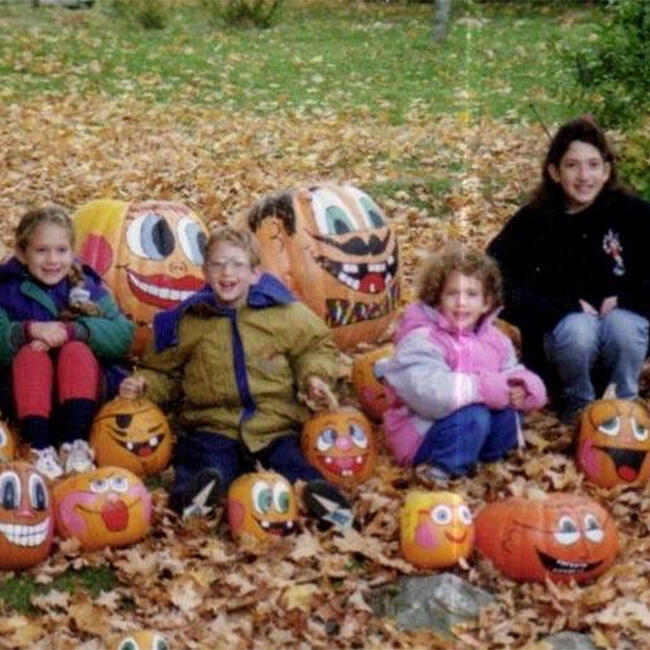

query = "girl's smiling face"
204;241;260;307
549;140;611;213
438;271;491;331
17;223;74;286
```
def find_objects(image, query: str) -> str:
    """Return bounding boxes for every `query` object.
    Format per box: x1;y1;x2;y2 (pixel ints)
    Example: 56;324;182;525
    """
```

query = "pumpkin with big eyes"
474;494;618;583
53;467;152;552
113;631;170;650
227;471;298;542
0;461;54;570
89;397;173;477
577;398;650;487
351;345;394;422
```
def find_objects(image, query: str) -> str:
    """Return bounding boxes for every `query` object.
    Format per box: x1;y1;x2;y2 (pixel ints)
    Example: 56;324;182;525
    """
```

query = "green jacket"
137;275;339;452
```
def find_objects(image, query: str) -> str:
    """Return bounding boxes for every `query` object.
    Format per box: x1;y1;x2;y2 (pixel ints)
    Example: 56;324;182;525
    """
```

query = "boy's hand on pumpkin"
119;376;147;399
599;296;618;316
28;321;68;348
305;376;337;411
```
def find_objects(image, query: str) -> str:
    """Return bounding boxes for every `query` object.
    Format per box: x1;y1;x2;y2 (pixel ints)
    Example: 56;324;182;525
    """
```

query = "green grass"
0;0;602;124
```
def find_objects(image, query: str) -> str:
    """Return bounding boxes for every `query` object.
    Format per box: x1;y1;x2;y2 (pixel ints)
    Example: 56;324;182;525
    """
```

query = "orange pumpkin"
0;420;17;462
53;466;151;552
474;494;618;583
74;200;208;356
227;471;298;542
400;491;474;570
351;345;394;421
113;631;170;650
0;461;54;570
577;398;650;488
89;397;173;477
301;407;376;487
244;183;401;350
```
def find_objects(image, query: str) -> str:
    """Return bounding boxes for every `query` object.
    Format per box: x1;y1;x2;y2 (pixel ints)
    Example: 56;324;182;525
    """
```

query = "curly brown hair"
418;245;503;310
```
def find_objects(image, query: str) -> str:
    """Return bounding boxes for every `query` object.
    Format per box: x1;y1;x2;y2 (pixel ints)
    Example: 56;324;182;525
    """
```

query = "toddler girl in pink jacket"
376;246;547;481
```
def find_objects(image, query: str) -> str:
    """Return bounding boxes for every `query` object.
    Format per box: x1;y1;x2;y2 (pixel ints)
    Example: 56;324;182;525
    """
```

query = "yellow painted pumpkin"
400;491;474;570
244;183;401;350
351;345;394;421
112;631;170;650
90;397;172;477
0;420;17;462
53;466;151;552
227;471;298;542
577;398;650;488
74;200;208;356
301;407;376;487
474;494;618;583
0;461;54;570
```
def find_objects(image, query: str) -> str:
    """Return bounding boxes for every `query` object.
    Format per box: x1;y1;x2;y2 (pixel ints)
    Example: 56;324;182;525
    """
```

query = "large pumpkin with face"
474;494;618;583
244;183;401;350
0;420;17;462
577;398;650;488
53;467;152;552
301;407;377;488
400;491;474;570
0;461;54;570
227;471;298;542
112;631;170;650
89;397;173;477
351;345;394;422
74;200;208;356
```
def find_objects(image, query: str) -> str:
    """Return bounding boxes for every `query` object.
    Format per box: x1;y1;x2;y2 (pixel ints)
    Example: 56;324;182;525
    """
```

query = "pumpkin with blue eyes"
301;407;377;487
74;200;208;356
112;630;170;650
0;420;17;462
474;494;617;583
227;471;298;542
244;183;401;350
577;399;650;488
0;461;54;570
400;491;474;570
351;344;394;422
53;466;152;551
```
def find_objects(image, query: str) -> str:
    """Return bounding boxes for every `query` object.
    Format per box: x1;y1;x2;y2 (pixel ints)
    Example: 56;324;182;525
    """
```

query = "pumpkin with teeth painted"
301;407;376;488
0;461;54;570
112;630;170;650
227;471;298;542
53;467;152;551
0;420;17;462
577;398;650;488
351;345;394;422
474;494;617;583
245;183;401;350
400;491;474;570
74;200;208;356
89;397;173;477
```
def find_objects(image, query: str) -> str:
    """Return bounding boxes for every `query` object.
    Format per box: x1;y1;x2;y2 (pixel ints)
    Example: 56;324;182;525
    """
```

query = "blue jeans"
413;404;519;476
543;308;649;415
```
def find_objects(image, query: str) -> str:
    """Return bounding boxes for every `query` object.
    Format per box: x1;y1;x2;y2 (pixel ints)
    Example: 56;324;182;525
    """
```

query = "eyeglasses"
207;258;251;273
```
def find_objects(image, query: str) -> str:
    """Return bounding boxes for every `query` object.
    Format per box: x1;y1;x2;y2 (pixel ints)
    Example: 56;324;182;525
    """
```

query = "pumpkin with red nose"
351;344;394;421
244;183;401;350
474;494;618;583
577;398;650;488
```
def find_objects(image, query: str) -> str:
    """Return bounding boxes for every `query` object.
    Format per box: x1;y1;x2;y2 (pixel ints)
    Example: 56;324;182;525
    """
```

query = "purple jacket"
375;302;547;465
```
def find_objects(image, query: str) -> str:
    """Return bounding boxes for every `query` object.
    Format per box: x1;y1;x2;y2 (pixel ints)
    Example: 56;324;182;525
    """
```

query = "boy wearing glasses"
120;226;352;530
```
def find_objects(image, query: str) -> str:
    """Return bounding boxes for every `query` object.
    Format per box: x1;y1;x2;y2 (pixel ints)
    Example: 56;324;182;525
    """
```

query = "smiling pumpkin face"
74;199;208;356
400;491;474;569
474;494;618;583
0;461;54;570
53;467;152;551
246;183;401;350
577;399;650;488
90;397;173;477
227;471;298;542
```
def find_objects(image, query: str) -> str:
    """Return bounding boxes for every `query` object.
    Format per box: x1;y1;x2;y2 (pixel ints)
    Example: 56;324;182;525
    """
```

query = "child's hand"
119;376;147;399
579;299;598;316
599;296;618;316
28;321;68;348
305;375;335;411
29;340;50;352
507;379;527;410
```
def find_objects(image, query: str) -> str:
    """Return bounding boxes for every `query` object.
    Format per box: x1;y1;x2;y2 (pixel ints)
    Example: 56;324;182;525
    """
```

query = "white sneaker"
31;446;64;481
60;439;95;474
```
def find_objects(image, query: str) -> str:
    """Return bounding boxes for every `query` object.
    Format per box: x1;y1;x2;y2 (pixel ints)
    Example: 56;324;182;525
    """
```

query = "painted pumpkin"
244;183;401;350
474;494;618;583
0;461;54;570
227;471;298;542
301;407;376;487
113;631;170;650
53;466;152;552
351;345;394;421
90;397;173;477
74;199;208;356
577;398;650;488
400;491;474;570
0;420;17;462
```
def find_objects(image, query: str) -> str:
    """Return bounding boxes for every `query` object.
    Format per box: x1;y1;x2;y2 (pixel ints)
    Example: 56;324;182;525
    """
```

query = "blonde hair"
418;245;503;310
15;205;75;251
204;226;261;268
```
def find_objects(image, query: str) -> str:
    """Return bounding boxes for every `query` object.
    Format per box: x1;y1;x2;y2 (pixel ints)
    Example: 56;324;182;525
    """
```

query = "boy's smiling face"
204;241;260;307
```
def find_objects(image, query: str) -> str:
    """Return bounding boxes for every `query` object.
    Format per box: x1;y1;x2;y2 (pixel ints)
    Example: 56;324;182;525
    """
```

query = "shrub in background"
198;0;283;28
110;0;169;29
